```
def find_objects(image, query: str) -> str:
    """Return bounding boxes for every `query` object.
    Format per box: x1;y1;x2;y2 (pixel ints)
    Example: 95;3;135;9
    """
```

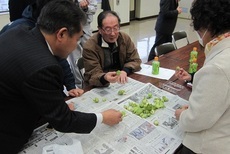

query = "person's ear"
98;27;102;35
56;27;68;41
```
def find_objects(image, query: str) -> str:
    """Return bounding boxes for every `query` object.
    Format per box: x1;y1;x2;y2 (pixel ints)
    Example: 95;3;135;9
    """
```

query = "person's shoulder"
0;25;32;41
0;23;10;35
119;31;130;37
118;31;132;42
84;32;100;46
1;17;35;34
91;32;100;39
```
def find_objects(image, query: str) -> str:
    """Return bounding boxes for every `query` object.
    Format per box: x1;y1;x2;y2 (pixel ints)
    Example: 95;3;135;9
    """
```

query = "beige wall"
135;0;160;18
110;0;130;24
178;0;192;19
130;0;134;11
0;13;9;29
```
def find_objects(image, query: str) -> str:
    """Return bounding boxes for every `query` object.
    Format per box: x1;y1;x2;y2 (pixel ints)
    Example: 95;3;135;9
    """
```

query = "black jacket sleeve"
160;0;178;19
58;59;76;91
22;65;97;133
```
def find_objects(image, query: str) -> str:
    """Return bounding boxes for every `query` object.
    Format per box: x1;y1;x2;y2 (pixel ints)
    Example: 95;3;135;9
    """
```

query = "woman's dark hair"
37;0;86;37
190;0;230;37
97;10;121;28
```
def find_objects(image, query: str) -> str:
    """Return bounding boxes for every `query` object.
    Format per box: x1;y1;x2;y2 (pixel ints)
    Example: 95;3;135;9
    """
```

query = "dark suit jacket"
101;0;111;11
0;4;76;91
155;0;179;35
0;26;96;154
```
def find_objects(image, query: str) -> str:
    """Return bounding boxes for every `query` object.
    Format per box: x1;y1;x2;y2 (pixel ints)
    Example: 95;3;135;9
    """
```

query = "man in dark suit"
1;0;85;97
148;0;182;61
0;0;122;153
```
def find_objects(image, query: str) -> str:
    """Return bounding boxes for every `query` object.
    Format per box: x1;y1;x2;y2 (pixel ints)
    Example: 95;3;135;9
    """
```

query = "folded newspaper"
19;78;188;154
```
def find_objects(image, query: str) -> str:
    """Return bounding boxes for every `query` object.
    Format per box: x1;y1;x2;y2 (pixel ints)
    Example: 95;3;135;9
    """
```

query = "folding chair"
172;30;189;49
155;42;176;57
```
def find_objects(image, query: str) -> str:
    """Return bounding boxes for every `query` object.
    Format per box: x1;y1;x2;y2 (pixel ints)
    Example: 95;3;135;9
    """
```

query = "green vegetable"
154;120;159;126
146;104;153;111
162;96;169;102
116;70;121;75
153;96;167;109
134;108;143;115
127;106;134;112
140;114;148;118
121;111;126;118
176;66;180;70
123;96;169;119
102;98;107;102
147;93;153;99
93;97;99;103
118;90;126;95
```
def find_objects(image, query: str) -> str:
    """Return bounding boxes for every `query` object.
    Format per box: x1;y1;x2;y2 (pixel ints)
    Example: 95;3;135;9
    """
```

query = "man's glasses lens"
103;26;120;34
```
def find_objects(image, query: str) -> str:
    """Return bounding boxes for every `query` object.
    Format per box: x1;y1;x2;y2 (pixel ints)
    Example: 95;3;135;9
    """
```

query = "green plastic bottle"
189;58;198;73
190;47;198;61
191;58;198;73
152;56;160;75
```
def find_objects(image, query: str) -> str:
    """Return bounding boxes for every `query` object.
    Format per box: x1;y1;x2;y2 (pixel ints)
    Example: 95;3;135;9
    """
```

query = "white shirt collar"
101;37;118;48
46;41;54;55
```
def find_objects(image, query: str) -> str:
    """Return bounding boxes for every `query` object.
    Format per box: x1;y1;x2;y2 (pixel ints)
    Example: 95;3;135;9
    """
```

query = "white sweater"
179;37;230;154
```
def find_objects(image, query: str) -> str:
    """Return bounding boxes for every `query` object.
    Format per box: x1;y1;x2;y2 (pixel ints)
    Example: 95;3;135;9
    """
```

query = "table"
129;41;204;153
82;41;204;100
129;41;205;100
32;41;205;154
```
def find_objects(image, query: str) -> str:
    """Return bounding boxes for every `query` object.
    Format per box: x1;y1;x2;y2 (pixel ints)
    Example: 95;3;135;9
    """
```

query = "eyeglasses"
102;26;120;34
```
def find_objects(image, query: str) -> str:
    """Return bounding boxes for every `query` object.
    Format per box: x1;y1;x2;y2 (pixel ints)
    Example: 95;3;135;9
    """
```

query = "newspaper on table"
19;77;188;154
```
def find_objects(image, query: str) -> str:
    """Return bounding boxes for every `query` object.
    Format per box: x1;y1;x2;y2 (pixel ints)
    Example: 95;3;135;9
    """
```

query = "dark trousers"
175;144;196;154
148;31;172;61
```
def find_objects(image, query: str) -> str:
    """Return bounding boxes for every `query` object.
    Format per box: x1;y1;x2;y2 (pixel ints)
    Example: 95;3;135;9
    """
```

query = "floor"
120;18;198;63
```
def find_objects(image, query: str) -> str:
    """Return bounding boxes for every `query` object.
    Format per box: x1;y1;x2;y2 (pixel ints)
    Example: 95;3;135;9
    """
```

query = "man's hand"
177;6;182;14
68;88;84;97
104;72;118;83
175;105;188;120
67;102;75;111
101;109;122;126
117;70;128;84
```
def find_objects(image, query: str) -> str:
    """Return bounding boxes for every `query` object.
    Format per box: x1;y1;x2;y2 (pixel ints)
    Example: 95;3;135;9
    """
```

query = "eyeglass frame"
101;25;120;34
